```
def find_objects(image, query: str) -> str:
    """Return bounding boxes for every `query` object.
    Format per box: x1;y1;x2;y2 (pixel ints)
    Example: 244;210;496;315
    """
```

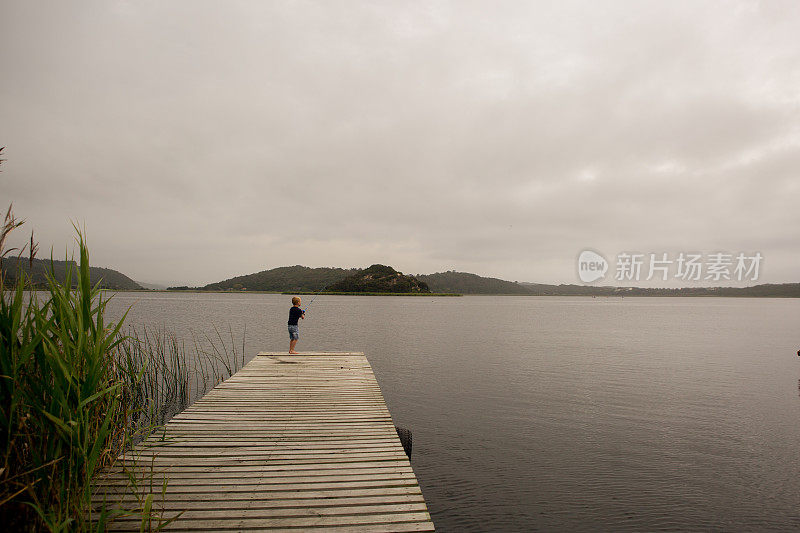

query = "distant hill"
520;282;615;295
189;264;800;297
327;264;430;293
201;265;355;292
2;256;143;290
519;282;800;297
137;281;167;290
418;271;532;295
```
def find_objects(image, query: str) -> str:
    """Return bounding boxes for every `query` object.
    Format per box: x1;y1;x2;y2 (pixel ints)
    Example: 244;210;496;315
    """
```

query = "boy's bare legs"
289;339;298;354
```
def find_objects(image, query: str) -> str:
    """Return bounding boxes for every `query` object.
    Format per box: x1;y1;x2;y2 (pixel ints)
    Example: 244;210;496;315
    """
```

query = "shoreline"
86;289;800;298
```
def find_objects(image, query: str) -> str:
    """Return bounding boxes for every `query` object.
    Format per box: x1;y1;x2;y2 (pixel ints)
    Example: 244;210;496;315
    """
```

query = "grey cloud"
2;1;799;285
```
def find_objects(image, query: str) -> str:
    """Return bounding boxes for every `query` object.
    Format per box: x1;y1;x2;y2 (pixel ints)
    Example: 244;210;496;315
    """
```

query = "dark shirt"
288;306;304;325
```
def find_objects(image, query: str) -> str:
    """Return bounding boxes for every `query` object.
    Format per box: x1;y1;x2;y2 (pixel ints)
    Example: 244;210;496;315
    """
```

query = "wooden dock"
97;352;434;531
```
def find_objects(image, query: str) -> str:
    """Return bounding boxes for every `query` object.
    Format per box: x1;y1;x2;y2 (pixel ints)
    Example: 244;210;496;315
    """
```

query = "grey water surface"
105;293;800;532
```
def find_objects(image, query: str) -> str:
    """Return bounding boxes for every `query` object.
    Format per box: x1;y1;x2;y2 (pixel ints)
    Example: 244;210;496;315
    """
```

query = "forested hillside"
417;271;532;294
202;265;355;292
326;264;430;293
2;256;143;290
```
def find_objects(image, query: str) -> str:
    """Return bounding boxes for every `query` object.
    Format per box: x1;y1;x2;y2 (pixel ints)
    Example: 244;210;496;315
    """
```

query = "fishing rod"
303;284;328;313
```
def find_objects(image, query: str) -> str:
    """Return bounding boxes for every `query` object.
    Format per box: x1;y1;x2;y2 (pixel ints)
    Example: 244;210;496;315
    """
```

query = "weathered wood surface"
97;352;434;531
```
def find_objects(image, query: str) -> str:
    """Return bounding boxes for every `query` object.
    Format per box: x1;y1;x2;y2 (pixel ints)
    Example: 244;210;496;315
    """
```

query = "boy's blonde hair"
292;296;301;305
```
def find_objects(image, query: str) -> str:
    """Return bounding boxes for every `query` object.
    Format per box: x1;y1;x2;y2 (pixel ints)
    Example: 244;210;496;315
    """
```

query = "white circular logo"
577;250;608;283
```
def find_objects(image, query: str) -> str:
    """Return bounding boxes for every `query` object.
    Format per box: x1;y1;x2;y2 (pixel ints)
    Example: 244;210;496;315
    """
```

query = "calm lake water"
105;292;800;532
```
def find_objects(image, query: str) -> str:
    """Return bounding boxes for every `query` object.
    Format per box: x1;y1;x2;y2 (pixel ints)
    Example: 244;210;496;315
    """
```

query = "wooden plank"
106;463;415;474
131;445;404;453
138;440;401;447
110;522;436;533
256;351;367;356
99;468;416;479
107;512;434;530
98;473;419;486
115;459;414;469
94;486;426;503
93;495;426;511
98;352;433;531
116;459;412;468
132;438;403;446
107;503;430;520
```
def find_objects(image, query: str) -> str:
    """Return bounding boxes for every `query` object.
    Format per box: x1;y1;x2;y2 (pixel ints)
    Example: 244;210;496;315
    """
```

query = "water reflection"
105;293;800;532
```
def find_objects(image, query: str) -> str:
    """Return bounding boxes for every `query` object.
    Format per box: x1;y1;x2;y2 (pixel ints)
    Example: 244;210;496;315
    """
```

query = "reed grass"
0;208;243;531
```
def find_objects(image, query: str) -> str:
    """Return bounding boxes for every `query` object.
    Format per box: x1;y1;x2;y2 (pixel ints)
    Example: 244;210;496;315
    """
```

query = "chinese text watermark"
577;250;762;283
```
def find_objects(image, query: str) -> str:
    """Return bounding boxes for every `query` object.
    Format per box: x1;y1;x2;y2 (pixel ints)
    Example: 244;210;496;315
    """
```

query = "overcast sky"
2;1;799;286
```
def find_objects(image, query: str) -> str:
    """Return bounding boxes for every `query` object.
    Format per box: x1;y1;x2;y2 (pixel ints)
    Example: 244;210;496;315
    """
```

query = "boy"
288;296;305;354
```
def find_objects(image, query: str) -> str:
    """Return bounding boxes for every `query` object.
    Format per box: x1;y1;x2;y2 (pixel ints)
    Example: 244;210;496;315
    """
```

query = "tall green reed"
116;322;246;437
0;208;245;531
1;222;128;530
